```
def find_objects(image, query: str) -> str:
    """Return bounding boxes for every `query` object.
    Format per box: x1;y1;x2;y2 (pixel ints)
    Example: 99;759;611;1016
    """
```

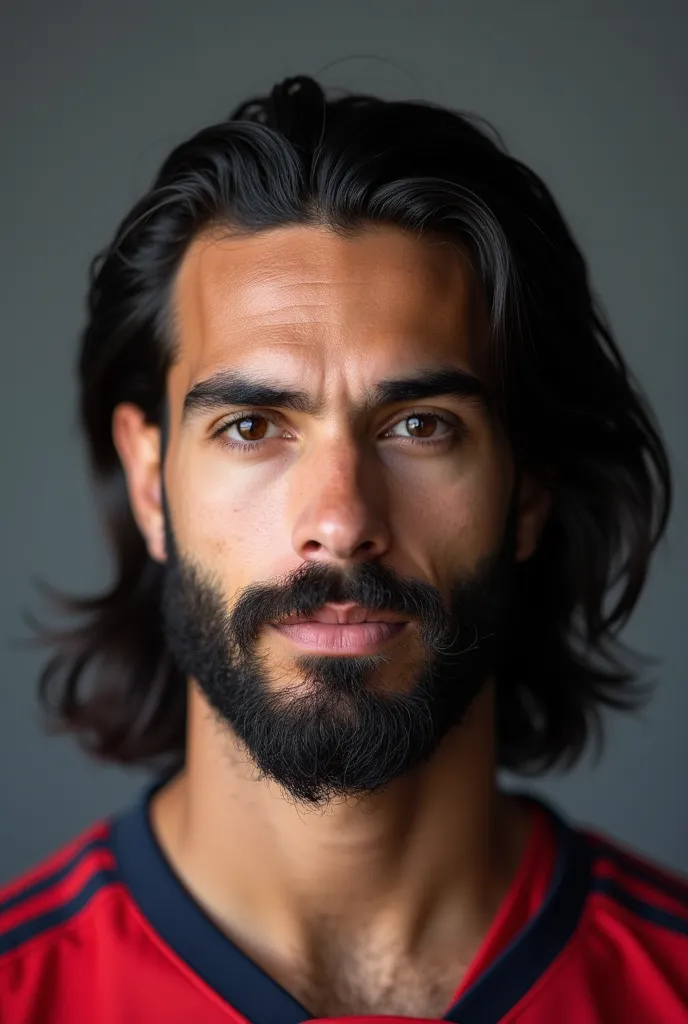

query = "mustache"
226;559;496;659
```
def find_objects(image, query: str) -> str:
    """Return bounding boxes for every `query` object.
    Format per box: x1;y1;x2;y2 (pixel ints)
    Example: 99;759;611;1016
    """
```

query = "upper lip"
274;603;409;626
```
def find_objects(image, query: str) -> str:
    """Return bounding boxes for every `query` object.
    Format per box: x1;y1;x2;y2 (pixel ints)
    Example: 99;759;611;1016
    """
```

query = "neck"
151;680;531;971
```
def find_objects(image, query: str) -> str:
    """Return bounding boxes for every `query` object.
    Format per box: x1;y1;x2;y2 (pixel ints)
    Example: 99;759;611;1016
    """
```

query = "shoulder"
0;819;123;965
514;803;688;1021
582;823;688;937
573;819;688;1012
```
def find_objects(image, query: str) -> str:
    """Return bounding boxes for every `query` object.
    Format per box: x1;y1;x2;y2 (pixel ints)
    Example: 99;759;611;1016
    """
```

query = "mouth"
270;603;410;654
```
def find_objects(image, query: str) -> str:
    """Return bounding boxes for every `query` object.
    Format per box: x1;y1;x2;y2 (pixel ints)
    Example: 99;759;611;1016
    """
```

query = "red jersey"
1;781;686;1023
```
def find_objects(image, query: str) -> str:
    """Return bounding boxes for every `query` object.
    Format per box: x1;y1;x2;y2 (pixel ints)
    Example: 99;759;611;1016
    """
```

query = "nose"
290;442;391;565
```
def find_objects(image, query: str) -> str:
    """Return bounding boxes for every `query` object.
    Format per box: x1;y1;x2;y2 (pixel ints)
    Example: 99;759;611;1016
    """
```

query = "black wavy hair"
34;74;672;775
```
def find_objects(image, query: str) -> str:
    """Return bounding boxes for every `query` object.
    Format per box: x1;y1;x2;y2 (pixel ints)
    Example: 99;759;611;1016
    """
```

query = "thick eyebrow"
182;365;491;424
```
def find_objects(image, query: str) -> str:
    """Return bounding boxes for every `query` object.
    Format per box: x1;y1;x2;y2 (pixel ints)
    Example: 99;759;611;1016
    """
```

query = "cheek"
399;457;510;582
170;449;292;589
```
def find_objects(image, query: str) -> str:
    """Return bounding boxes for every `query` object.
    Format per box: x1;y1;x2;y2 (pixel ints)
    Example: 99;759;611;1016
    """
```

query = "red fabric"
0;848;116;935
0;823;108;906
1;807;686;1023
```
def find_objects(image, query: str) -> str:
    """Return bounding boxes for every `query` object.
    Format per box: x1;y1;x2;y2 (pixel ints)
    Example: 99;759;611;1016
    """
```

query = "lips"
275;603;408;626
272;620;407;653
269;603;411;653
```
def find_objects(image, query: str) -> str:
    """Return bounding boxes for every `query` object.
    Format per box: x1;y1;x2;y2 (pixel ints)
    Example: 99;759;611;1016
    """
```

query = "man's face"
119;224;543;803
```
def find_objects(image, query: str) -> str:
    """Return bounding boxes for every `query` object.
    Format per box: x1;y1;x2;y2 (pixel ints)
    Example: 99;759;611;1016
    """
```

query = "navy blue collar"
110;780;591;1023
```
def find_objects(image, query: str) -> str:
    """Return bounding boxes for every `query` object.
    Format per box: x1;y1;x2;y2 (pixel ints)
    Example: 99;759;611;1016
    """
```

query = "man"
0;74;685;1023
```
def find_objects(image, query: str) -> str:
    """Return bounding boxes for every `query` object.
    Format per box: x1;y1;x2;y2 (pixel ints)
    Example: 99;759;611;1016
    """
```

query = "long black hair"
34;74;672;775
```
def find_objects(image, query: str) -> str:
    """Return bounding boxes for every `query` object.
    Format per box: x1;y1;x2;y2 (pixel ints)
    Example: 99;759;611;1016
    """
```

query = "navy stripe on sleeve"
0;868;120;956
591;842;688;907
0;837;112;917
592;877;688;938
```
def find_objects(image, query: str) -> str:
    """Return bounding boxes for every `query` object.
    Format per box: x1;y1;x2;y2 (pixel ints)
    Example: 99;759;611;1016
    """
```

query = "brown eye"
385;412;458;444
405;414;439;438
233;415;269;441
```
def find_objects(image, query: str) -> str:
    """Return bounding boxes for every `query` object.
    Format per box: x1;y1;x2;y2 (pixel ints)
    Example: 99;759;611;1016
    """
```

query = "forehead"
170;224;488;394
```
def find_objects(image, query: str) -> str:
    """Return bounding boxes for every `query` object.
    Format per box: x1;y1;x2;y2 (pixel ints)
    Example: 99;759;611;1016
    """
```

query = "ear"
112;402;166;563
515;472;554;563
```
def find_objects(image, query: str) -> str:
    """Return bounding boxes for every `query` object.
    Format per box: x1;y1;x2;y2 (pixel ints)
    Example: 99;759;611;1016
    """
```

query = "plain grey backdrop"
2;0;686;883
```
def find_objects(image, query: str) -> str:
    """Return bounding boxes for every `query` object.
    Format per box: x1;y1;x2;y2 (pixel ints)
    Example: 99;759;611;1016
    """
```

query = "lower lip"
272;621;406;653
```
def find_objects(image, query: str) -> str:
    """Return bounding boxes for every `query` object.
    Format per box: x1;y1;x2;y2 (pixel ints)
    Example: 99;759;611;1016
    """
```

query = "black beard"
160;502;517;806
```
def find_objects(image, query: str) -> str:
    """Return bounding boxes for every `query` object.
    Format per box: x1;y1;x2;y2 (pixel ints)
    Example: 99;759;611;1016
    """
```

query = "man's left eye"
386;413;454;439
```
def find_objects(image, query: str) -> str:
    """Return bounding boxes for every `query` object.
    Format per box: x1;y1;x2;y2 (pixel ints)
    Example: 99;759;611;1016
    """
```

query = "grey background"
2;0;686;884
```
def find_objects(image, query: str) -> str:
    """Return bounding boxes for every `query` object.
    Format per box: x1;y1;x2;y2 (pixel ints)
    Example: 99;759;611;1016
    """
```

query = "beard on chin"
160;500;518;806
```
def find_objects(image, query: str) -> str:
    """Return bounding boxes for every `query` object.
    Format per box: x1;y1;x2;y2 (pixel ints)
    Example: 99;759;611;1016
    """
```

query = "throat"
253;935;471;1019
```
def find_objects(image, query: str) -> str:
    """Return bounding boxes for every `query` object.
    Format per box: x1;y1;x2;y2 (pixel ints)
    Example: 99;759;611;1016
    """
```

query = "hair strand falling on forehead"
31;74;672;775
